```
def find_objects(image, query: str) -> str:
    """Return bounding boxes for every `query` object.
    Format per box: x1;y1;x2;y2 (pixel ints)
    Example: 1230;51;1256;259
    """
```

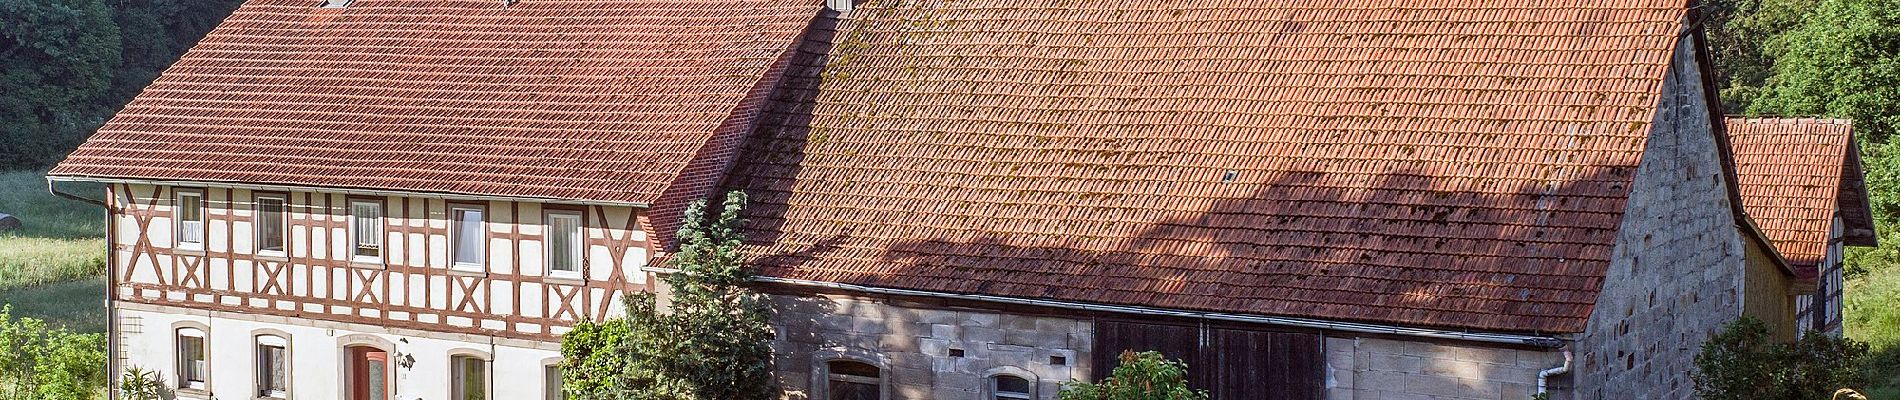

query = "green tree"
1704;0;1812;111
0;0;123;169
1693;317;1870;400
1747;0;1900;143
1058;351;1208;400
561;192;776;400
0;306;107;400
0;0;243;170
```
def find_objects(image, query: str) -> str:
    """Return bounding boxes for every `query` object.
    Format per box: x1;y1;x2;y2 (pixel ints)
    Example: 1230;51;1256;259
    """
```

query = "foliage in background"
0;0;243;170
561;192;776;400
1693;318;1869;400
1058;351;1208;400
1703;0;1811;111
1846;263;1900;398
1707;0;1900;393
0;306;106;400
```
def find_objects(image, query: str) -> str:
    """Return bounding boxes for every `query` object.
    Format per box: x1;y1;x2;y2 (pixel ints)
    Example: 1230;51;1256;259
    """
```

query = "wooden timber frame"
108;183;659;341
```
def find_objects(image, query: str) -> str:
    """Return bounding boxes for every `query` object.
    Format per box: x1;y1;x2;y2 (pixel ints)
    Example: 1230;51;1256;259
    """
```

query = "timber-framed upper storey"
108;182;657;341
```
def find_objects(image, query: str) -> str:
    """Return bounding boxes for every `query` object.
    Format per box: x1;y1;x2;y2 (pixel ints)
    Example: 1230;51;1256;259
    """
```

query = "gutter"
45;175;649;208
753;276;1568;348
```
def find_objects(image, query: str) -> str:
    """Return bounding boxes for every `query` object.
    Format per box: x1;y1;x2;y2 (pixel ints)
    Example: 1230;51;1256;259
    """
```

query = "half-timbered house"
47;0;1873;400
1726;118;1877;338
47;0;824;399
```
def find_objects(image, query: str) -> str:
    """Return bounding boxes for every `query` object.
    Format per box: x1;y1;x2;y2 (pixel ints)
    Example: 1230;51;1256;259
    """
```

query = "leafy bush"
560;192;776;400
1694;317;1870;400
0;305;106;400
118;367;171;400
1058;351;1207;400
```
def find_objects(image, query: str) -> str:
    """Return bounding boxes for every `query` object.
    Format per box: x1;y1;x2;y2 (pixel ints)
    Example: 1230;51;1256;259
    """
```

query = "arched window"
449;352;490;400
255;334;289;398
991;375;1033;400
824;360;882;400
175;328;207;390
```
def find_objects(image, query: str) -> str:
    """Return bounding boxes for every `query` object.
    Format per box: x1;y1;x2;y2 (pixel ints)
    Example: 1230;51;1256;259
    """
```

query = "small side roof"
1726;117;1877;275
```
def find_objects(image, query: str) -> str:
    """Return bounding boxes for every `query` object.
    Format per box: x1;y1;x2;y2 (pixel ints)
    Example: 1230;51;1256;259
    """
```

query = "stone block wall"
769;292;1091;400
1572;33;1750;400
1325;337;1570;400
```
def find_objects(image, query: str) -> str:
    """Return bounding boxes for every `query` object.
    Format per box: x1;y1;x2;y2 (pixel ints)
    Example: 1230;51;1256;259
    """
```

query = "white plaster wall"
121;307;561;400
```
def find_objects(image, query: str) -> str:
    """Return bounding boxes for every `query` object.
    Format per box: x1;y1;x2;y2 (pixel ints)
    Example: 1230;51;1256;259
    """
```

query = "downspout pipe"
46;179;114;397
1538;350;1574;397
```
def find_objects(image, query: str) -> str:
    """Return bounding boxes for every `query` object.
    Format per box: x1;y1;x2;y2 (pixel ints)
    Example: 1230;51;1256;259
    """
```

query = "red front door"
349;347;390;400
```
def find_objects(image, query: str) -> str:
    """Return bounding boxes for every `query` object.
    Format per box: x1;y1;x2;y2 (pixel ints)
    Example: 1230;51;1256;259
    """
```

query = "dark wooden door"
1093;320;1323;400
349;347;390;400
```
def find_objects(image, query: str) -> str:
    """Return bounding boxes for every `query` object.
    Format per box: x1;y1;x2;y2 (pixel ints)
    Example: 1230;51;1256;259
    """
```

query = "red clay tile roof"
731;0;1696;333
50;0;823;205
1725;118;1857;271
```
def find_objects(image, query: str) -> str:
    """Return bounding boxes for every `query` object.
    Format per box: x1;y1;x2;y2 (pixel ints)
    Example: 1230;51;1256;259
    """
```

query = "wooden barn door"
1093;320;1323;400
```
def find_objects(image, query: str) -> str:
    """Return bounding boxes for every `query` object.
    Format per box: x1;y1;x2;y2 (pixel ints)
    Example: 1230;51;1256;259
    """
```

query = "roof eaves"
44;174;652;208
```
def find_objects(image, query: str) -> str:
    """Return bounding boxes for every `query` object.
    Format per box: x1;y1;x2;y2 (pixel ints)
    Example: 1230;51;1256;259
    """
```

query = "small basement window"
991;375;1033;400
825;360;882;400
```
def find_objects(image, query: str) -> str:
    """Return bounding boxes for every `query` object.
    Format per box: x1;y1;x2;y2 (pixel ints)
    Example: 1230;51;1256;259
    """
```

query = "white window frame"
256;334;290;398
175;190;205;250
450;207;486;272
545;212;583;279
351;200;384;263
254;195;288;256
176;328;208;390
450;354;491;400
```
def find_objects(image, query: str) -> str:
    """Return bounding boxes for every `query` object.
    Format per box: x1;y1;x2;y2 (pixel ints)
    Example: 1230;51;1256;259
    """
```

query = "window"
320;0;353;7
451;207;485;270
256;335;288;398
825;360;881;400
451;355;489;400
991;375;1032;400
352;201;383;261
176;191;204;249
176;328;207;390
544;365;563;400
256;196;287;254
546;212;582;276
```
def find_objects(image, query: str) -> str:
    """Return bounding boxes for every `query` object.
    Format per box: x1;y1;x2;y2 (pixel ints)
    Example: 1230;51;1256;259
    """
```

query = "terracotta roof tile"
1726;118;1855;270
50;0;824;204
731;0;1693;333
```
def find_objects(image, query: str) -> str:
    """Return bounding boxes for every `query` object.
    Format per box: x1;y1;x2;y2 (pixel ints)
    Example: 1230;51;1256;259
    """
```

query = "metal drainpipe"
1537;350;1574;397
47;180;115;398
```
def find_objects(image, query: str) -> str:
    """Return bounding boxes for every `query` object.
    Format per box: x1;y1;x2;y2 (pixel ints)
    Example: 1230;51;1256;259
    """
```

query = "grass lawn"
0;170;108;332
1848;262;1900;398
0;278;107;333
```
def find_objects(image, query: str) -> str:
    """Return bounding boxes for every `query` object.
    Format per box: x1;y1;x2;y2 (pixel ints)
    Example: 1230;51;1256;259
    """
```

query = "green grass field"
1848;261;1900;398
0;170;108;332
